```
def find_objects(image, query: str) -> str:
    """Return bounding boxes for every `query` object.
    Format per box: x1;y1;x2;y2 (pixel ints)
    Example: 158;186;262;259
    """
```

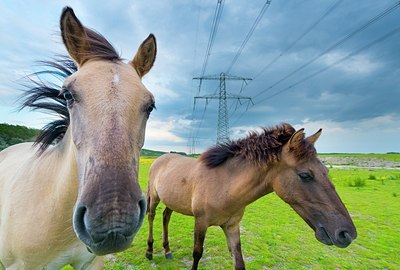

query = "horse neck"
45;128;79;204
223;158;272;207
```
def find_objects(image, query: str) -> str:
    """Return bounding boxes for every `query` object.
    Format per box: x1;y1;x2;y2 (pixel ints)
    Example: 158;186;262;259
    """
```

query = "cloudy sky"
1;0;399;153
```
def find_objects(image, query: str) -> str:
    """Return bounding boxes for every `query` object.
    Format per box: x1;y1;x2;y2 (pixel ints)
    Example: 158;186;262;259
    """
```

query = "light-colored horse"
146;123;357;270
0;7;156;269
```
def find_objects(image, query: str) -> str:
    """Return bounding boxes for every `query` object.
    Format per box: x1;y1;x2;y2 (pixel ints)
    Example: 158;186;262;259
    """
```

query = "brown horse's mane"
200;123;316;168
19;28;120;154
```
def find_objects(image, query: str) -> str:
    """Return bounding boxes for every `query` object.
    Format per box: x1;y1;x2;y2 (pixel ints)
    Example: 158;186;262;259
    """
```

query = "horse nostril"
74;205;87;229
73;205;92;243
336;229;352;246
137;196;147;225
138;197;147;215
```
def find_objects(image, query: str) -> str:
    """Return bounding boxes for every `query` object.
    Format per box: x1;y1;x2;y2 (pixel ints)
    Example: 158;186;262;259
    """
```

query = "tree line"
0;123;39;151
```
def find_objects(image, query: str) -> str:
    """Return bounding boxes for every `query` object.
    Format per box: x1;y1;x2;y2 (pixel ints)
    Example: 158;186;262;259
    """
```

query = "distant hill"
0;123;39;151
140;148;166;157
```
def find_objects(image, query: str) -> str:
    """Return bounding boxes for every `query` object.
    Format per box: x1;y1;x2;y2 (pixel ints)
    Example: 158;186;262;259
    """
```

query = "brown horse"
146;123;357;270
0;7;156;269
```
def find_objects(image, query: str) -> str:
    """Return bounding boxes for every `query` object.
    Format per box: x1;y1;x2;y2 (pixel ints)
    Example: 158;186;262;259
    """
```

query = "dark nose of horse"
334;229;353;248
73;196;147;255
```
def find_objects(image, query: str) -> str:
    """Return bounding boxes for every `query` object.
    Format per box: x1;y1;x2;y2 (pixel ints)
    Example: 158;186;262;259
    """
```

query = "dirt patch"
319;156;400;169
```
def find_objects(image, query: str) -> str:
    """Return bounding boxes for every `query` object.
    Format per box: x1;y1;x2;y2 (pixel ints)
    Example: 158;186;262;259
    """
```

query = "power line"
231;25;400;127
251;0;400;100
194;100;209;139
199;0;225;90
226;0;272;74
255;26;400;105
189;0;225;153
253;0;343;80
191;1;270;147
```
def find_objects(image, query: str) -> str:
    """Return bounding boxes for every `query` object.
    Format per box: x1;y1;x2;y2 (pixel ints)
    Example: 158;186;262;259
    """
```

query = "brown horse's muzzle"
315;223;357;248
73;165;146;255
291;204;357;248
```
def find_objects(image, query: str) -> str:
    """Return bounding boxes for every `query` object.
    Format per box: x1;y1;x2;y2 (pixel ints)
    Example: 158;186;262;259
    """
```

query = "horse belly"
156;180;194;216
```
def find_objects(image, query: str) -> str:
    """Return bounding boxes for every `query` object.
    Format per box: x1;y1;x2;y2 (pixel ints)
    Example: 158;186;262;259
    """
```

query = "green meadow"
92;157;400;270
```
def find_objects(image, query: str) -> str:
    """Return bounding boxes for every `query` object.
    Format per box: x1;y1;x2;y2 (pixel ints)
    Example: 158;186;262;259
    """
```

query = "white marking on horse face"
113;73;120;84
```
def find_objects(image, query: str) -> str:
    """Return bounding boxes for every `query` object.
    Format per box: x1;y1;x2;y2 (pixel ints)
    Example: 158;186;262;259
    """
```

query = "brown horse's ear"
60;7;89;66
288;128;305;148
131;34;157;78
306;128;322;145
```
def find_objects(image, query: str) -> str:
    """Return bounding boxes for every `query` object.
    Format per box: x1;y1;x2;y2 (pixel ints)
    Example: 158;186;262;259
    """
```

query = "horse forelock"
77;28;121;65
200;123;297;168
289;138;318;161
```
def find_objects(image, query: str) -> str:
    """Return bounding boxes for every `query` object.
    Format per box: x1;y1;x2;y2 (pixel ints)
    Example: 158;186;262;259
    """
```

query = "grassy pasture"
93;157;400;270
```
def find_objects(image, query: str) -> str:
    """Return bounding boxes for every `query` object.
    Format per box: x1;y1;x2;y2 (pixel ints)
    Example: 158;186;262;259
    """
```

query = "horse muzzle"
315;226;357;248
73;196;147;255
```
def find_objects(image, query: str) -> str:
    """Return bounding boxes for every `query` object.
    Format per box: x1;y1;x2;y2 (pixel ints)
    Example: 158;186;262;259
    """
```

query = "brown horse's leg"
191;219;208;270
146;196;159;260
221;223;245;270
162;207;173;259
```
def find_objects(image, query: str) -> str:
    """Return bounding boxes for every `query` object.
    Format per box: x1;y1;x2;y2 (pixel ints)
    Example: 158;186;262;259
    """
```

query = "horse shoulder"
0;143;82;268
0;143;36;205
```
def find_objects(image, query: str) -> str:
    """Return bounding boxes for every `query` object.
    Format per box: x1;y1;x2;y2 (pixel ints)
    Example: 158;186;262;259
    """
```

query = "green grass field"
91;157;400;270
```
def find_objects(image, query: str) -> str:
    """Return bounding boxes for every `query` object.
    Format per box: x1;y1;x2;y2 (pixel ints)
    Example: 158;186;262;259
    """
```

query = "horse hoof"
145;252;153;260
165;252;173;259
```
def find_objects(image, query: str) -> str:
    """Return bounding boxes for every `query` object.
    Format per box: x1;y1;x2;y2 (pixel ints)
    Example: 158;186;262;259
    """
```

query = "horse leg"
162;207;173;259
221;222;245;270
191;219;207;270
146;194;159;260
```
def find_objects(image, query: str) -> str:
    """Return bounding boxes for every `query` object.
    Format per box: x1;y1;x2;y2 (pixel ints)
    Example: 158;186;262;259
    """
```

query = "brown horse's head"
271;128;357;248
60;7;156;255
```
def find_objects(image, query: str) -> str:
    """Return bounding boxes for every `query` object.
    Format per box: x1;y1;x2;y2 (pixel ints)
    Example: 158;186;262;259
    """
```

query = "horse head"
271;128;357;248
60;7;156;255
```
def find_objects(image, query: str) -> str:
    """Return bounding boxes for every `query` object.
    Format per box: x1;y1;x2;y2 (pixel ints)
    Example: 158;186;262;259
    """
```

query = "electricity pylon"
193;73;252;144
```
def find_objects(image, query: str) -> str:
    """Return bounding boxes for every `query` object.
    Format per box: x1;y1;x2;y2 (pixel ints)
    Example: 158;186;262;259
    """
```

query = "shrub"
347;177;366;187
368;174;376;180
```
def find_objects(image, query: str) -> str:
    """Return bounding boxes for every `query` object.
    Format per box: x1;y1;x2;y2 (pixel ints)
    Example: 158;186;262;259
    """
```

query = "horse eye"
62;89;75;103
147;103;155;114
298;172;314;182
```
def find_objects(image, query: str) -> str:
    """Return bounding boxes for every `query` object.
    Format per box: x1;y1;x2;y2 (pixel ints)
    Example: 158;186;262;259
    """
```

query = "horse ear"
60;7;89;66
288;128;305;148
131;34;157;78
306;128;322;145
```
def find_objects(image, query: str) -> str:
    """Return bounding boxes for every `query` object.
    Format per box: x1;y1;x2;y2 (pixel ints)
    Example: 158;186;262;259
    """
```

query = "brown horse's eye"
298;172;314;182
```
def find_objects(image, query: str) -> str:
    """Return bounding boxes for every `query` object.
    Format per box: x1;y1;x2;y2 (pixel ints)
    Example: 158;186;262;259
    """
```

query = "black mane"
19;56;76;153
200;123;296;168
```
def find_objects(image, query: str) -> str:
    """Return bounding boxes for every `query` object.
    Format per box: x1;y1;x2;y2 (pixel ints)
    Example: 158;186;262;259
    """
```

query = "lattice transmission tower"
193;73;252;144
